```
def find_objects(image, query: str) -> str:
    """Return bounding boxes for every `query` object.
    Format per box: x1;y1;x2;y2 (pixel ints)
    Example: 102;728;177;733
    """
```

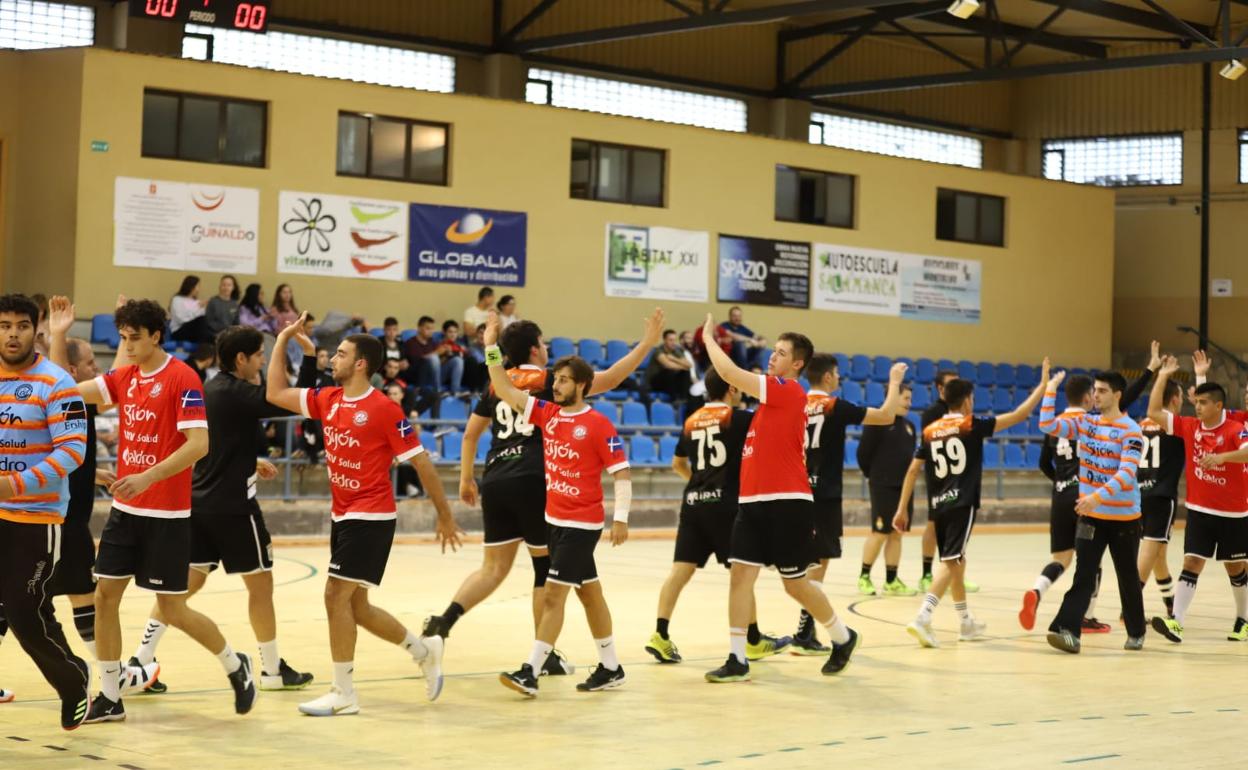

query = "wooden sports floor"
2;528;1245;769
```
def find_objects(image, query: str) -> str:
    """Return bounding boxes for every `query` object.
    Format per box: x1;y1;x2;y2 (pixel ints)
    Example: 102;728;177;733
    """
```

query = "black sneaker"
822;628;861;675
125;656;166;695
789;632;830;656
84;693;125;723
576;664;625;692
227;653;258;715
499;663;538;697
704;655;751;683
61;657;90;731
541;649;575;676
1046;628;1081;654
260;659;315;691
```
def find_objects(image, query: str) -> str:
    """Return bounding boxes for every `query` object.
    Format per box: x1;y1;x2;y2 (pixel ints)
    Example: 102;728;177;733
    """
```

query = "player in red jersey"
266;316;463;716
696;315;864;683
1148;356;1248;643
483;314;634;697
64;299;256;723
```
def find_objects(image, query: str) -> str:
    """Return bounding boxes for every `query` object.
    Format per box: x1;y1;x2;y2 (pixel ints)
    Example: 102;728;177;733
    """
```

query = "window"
1041;134;1182;187
809;112;982;169
936;188;1004;247
570;139;665;207
527;68;747;133
336;112;448;186
0;0;93;50
183;24;455;93
141;89;266;168
1240;130;1248;184
774;165;854;228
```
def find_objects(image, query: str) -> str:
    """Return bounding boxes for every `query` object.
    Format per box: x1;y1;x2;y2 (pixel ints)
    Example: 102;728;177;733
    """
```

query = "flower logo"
283;198;338;255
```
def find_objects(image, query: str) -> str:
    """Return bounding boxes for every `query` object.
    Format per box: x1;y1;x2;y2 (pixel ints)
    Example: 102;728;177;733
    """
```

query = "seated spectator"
689;320;732;371
720;305;768;370
385;384;425;498
270;283;300;334
380;358;412;392
642;329;694;404
381;316;407;370
463;286;494;337
464;324;488;391
404;315;464;395
205;275;240;338
314;347;334;387
239;283;277;334
498;294;519;329
170;275;213;344
310;310;367;354
188;342;217;382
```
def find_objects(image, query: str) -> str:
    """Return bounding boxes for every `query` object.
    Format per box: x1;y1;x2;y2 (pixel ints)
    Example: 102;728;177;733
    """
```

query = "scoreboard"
129;0;271;33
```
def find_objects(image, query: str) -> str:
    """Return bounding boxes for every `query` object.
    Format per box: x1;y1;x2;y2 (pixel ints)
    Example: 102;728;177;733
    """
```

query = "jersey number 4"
931;437;968;479
1138;435;1161;470
691;426;727;471
495;401;535;439
1056;438;1074;461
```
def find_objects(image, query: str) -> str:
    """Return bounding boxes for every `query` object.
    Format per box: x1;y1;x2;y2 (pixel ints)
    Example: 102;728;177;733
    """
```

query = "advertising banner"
277;192;407;281
114;177;259;273
604;223;708;303
408;203;526;286
812;243;981;324
716;234;810;309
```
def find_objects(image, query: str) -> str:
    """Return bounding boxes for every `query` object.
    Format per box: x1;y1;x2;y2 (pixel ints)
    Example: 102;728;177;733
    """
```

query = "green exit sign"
90;140;109;153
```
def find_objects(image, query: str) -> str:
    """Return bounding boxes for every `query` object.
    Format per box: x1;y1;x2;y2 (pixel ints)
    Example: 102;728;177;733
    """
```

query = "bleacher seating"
910;386;932;410
915;358;936;383
957;360;976;381
984;442;1004;470
871;356;892;382
844;439;859;468
866;382;885;406
401;329;419;343
850;354;871;381
995;363;1016;388
621;401;648;427
1003;443;1026;469
90;314;120;348
841;381;864;403
441;430;463;462
992;389;1013;412
549;337;575;359
438;396;468;421
592;401;618;422
604;339;630;366
650;401;677;428
475;430;492;461
630;436;658;465
577;338;603;365
1025;442;1042;468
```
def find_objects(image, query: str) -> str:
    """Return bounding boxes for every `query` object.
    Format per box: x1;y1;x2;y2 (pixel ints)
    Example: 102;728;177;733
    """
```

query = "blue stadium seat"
841;380;864;404
441;430;463;462
577;338;603;365
549;337;575;360
439;397;468;422
630;436;658;465
866;382;885;406
834;353;849;375
90;314;119;348
1025;442;1042;467
650;401;677;427
907;411;922;435
910;386;932;410
1027;416;1041;437
798;377;810;391
937;359;956;375
593;401;618;422
1004;443;1026;469
993;389;1013;412
976;362;996;386
401;329;419;343
995;363;1016;388
659;434;679;464
984;442;1004;470
871;356;892;383
973;386;993;412
1016;364;1037;385
369;327;384;337
621;401;649;427
958;360;976;381
844;439;859;468
850;354;871;381
475;430;492;462
603;389;630;401
604;339;630;366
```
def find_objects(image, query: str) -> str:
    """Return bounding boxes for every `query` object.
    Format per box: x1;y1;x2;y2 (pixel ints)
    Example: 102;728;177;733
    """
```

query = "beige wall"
6;47;1117;367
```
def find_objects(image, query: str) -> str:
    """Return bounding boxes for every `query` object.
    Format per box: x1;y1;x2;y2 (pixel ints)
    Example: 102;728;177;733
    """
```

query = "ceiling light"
946;0;980;19
1219;59;1246;81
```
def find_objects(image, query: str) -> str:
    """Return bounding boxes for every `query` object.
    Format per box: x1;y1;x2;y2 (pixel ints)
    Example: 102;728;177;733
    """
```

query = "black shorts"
481;475;548;549
729;499;818;580
329;519;396;588
1183;509;1248;562
94;509;191;594
932;506;976;562
811;496;843;559
190;511;274;575
547;524;600;587
869;485;911;535
674;503;734;568
1142;497;1177;543
1050;493;1078;554
50;518;96;596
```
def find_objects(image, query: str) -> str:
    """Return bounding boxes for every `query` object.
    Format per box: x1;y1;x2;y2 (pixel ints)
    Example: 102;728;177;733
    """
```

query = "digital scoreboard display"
129;0;271;33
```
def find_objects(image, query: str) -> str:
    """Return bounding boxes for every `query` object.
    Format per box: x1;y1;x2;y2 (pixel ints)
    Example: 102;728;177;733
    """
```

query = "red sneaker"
1019;590;1040;630
1081;617;1111;633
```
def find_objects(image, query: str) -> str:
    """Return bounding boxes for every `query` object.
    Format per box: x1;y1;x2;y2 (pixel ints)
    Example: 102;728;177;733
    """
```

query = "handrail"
1177;325;1248;372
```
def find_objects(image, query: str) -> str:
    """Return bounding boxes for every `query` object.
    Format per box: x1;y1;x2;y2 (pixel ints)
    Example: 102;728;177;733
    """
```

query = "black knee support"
532;555;551;588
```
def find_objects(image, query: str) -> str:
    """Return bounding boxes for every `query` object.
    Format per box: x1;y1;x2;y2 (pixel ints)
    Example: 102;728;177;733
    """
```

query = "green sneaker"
884;578;918;597
745;633;792;661
919;574;933;592
1151;615;1183;643
644;632;683;664
963;578;980;593
1228;617;1248;642
705;655;750;683
858;575;876;595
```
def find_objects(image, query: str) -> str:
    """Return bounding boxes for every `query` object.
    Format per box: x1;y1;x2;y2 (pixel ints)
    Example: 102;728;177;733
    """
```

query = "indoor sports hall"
1;1;1247;768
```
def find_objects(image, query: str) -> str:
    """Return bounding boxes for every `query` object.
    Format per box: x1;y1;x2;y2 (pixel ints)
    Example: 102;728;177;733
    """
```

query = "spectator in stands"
314;347;334;387
404;315;465;395
270;283;300;334
464;324;488;391
688;319;732;371
169;275;213;344
381;316;407;370
463;286;495;337
309;310;368;354
720;305;767;370
188;342;217;383
239;283;277;334
497;294;519;329
380;358;412;392
205;274;240;338
643;329;694;404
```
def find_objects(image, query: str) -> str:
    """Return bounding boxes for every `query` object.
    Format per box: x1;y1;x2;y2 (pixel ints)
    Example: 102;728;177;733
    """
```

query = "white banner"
114;177;259;274
277;192;407;282
604;224;709;303
812;243;981;324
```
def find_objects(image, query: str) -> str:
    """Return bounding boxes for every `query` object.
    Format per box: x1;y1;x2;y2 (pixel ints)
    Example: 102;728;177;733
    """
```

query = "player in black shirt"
128;325;318;693
918;370;968;592
857;384;919;597
1137;376;1185;619
421;310;663;675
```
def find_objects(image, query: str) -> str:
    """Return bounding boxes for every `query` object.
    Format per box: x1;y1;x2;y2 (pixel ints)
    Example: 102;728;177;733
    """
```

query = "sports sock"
1173;570;1199;624
886;565;898;584
954;601;970;621
526;640;553;671
1229;569;1248;620
1034;561;1065;596
402;630;428;661
729;628;747;665
917;593;939;623
595;636;621;671
217;644;241;675
746;622;763;645
1157;575;1175;614
72;604;96;649
796;609;814;638
922;556;934;578
332;661;354;695
439;601;466;637
822;616;850;645
100;661;121;702
1085;567;1102;617
656;618;670;640
860;563;872;578
134;619;167;666
258;639;280;675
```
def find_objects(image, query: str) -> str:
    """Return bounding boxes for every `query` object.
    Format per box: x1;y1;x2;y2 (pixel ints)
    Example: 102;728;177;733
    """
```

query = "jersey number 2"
931;437;967;479
692;426;727;471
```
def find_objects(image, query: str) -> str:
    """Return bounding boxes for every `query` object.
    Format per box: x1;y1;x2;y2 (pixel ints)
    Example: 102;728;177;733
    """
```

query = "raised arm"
266;312;310;414
1147;356;1180;432
409;451;464;553
588;307;664;396
1120;340;1160;411
483;312;530;414
892;458;924;532
1038;369;1079;439
700;313;760;399
999;358;1052;432
459;414;490;505
862;362;908;425
110;427;209;500
45;296;106;403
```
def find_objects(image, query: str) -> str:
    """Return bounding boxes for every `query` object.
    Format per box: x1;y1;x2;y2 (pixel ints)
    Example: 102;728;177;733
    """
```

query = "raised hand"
48;295;75;337
701;313;716;345
1040;357;1052;383
1047;369;1065;391
1161;355;1181;377
640;307;665;347
1148;340;1162;371
483;310;501;347
1193;349;1210;378
889;361;908;383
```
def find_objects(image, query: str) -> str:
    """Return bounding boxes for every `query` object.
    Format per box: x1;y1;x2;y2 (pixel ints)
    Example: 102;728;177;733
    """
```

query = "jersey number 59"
931;437;968;478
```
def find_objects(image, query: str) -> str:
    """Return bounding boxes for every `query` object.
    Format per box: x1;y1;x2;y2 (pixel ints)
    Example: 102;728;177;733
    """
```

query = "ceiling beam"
1030;0;1212;38
780;1;948;41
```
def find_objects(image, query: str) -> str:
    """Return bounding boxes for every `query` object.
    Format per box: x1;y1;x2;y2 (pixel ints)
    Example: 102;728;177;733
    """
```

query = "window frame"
1039;132;1184;188
935;187;1006;248
569;138;667;208
808;111;983;170
773;164;856;230
141;88;268;169
335;111;451;187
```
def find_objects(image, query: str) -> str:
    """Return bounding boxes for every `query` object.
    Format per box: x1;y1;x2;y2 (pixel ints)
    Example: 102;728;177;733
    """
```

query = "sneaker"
259;659;314;691
84;692;125;723
1081;617;1111;634
297;685;359;716
959;618;988;642
1018;589;1040;631
1047;628;1081;654
644;633;682;664
576;664;625;692
858;575;876;595
1228;617;1248;642
119;657;161;695
907;619;940;648
417;635;444;702
227;653;258;715
1124;636;1145;651
541;648;576;675
821;628;861;675
919;574;933;593
883;578;917;597
422;614;449;639
704;655;750;683
787;633;829;657
0;689;13;704
61;690;90;731
747;633;793;660
963;578;980;593
1151;615;1183;643
499;664;539;697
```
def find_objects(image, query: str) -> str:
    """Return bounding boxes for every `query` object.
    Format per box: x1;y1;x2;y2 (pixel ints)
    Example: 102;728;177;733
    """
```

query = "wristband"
613;479;632;524
485;344;503;366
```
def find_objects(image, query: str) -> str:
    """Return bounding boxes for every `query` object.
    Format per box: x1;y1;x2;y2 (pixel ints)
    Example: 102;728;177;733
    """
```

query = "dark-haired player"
1135;376;1184;620
917;370;978;593
266;317;463;715
896;362;1049;647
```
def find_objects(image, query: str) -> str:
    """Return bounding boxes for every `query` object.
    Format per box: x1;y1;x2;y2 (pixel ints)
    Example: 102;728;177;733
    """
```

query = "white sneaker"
298;685;359;717
118;661;160;695
0;688;14;703
907;619;941;648
418;635;444;702
959;618;988;641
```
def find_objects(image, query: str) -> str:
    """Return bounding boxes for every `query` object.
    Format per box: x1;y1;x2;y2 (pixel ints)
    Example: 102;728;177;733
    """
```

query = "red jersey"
739;375;813;504
300;386;424;521
95;355;207;518
1167;411;1248;517
523;398;629;530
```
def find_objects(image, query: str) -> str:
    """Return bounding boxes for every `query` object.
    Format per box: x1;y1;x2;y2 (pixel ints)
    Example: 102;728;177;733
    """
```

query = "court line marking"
1063;754;1121;764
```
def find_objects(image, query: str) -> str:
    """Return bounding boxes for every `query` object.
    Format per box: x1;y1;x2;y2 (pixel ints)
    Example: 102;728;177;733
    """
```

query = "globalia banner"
408;203;526;286
716;234;810;309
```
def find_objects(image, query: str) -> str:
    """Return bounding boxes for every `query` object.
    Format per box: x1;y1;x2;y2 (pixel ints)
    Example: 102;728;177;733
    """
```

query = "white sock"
1231;574;1248;620
217;643;241;675
333;661;355;695
917;593;940;624
84;640;97;661
134;619;167;666
526;640;554;671
100;661;121;701
954;601;970;621
1174;572;1198;624
402;630;427;661
729;628;748;665
1033;575;1053;595
595;636;620;671
822;616;850;645
258;639;280;676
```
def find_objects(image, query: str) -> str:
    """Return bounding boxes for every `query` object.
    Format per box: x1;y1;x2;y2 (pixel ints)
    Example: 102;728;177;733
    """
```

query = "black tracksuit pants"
1049;516;1147;639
